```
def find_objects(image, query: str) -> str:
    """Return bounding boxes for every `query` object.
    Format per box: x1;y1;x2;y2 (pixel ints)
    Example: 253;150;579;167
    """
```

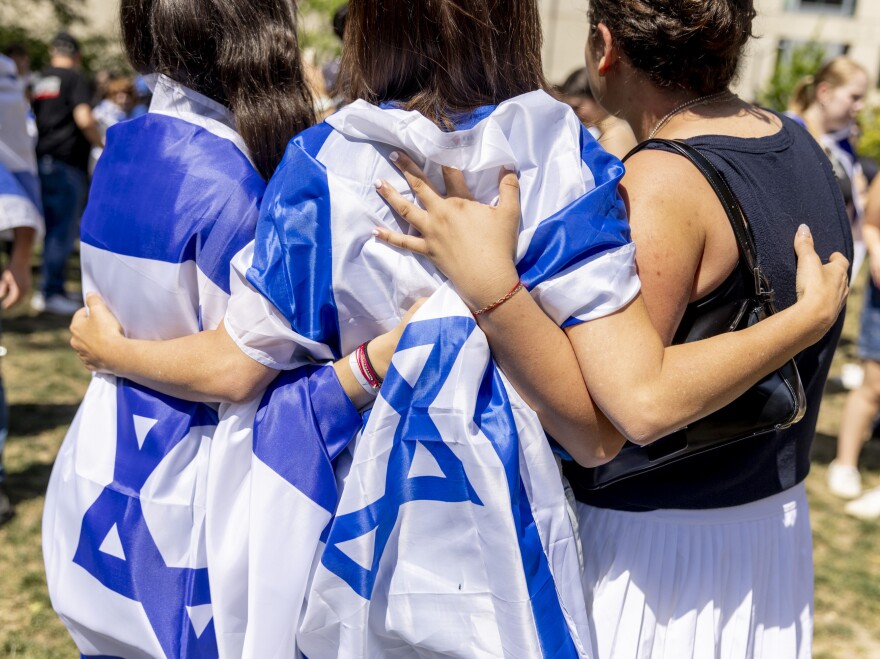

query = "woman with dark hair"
39;0;387;657
371;0;853;657
71;0;847;656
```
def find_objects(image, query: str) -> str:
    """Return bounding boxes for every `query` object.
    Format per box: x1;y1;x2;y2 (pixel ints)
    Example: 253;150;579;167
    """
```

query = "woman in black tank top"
369;2;853;657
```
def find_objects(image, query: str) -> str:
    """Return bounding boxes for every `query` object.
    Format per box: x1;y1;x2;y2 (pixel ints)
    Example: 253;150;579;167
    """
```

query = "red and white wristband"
349;342;382;397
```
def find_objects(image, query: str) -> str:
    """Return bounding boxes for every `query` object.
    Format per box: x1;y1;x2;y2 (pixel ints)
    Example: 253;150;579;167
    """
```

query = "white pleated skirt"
577;483;813;659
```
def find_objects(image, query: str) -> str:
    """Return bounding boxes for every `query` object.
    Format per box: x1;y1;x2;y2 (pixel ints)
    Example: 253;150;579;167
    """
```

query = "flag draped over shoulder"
0;54;43;237
42;75;264;659
224;91;639;658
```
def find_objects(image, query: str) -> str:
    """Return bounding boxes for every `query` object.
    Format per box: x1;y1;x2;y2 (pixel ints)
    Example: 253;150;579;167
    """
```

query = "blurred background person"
831;173;880;511
3;43;32;86
321;2;347;99
789;56;869;277
30;32;102;316
0;52;44;525
557;66;636;158
2;44;37;140
130;75;151;118
787;56;876;501
90;75;136;169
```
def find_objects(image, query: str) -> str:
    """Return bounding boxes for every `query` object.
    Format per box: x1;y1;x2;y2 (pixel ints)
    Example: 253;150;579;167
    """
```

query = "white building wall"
83;0;119;36
539;0;591;86
11;0;880;101
539;0;880;99
0;0;118;40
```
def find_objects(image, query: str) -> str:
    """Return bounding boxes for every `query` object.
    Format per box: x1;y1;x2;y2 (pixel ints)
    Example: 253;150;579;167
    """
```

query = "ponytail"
788;74;817;115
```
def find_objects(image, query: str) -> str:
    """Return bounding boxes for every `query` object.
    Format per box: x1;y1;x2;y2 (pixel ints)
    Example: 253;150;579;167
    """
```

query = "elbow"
613;393;671;447
209;345;277;404
218;386;255;405
572;452;615;469
209;370;267;405
559;424;626;469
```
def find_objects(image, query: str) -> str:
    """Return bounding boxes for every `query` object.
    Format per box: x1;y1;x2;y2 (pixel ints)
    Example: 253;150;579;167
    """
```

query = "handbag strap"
623;138;774;303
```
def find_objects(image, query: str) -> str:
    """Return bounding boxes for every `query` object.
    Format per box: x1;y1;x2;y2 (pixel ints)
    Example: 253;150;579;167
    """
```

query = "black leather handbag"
581;138;807;490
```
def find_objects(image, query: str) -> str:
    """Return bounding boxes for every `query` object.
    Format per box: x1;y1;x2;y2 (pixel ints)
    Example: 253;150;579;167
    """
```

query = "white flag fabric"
223;90;641;657
42;75;265;659
206;365;361;659
0;54;43;237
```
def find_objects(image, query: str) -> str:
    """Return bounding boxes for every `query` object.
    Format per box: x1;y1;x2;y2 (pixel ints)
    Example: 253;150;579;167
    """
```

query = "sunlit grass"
0;268;877;658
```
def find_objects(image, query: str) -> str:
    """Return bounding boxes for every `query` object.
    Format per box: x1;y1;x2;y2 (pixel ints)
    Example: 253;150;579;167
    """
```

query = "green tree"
758;39;827;112
0;0;124;74
300;0;348;62
858;107;880;166
2;0;86;29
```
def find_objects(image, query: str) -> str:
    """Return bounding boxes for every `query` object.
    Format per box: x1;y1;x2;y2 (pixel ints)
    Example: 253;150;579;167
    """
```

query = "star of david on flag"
219;90;641;657
71;381;219;658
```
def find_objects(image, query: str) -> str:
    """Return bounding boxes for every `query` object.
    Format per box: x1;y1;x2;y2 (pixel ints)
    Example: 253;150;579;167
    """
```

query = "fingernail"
389;151;399;162
797;224;811;237
374;179;384;190
371;228;381;237
503;164;516;172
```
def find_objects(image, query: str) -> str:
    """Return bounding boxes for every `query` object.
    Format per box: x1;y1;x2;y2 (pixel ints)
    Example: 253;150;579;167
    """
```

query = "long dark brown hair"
339;0;547;127
120;0;314;179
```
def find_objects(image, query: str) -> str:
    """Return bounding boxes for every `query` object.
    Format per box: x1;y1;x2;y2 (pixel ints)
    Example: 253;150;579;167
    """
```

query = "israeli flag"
0;54;43;237
224;91;640;657
42;75;264;659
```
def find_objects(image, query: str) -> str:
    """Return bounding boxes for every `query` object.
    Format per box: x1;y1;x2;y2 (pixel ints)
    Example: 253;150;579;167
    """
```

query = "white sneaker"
30;291;45;312
41;294;82;316
841;363;866;390
827;461;862;499
845;487;880;520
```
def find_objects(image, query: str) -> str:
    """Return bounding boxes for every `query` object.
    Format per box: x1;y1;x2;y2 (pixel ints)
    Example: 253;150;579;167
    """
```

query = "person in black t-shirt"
31;32;102;315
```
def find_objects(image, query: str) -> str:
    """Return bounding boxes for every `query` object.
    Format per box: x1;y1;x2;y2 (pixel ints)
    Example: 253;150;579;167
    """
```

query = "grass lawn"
0;269;878;658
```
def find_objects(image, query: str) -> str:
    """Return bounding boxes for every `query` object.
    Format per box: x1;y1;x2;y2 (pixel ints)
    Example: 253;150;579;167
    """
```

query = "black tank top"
565;113;854;511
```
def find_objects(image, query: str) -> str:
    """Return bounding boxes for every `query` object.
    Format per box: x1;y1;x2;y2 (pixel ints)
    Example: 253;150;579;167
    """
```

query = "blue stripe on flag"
12;170;42;212
246;122;342;357
252;364;362;513
516;126;630;299
80;114;264;293
474;360;580;659
0;163;40;213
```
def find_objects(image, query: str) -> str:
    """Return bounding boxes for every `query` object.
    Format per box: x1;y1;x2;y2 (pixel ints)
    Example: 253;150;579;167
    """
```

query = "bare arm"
373;153;848;461
71;293;416;407
71;297;275;403
0;226;34;309
462;276;626;466
73;103;104;149
374;162;625;466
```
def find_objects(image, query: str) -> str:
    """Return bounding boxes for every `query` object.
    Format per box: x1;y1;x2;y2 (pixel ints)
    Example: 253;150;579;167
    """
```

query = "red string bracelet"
472;280;525;317
355;342;382;391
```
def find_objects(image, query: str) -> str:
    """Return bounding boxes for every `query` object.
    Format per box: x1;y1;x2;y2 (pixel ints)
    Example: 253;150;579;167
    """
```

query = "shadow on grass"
4;461;54;505
7;403;80;438
3;312;75;336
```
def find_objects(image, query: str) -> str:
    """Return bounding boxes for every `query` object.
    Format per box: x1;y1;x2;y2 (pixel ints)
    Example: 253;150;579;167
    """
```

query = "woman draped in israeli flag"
42;0;324;657
70;0;847;657
0;52;43;524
